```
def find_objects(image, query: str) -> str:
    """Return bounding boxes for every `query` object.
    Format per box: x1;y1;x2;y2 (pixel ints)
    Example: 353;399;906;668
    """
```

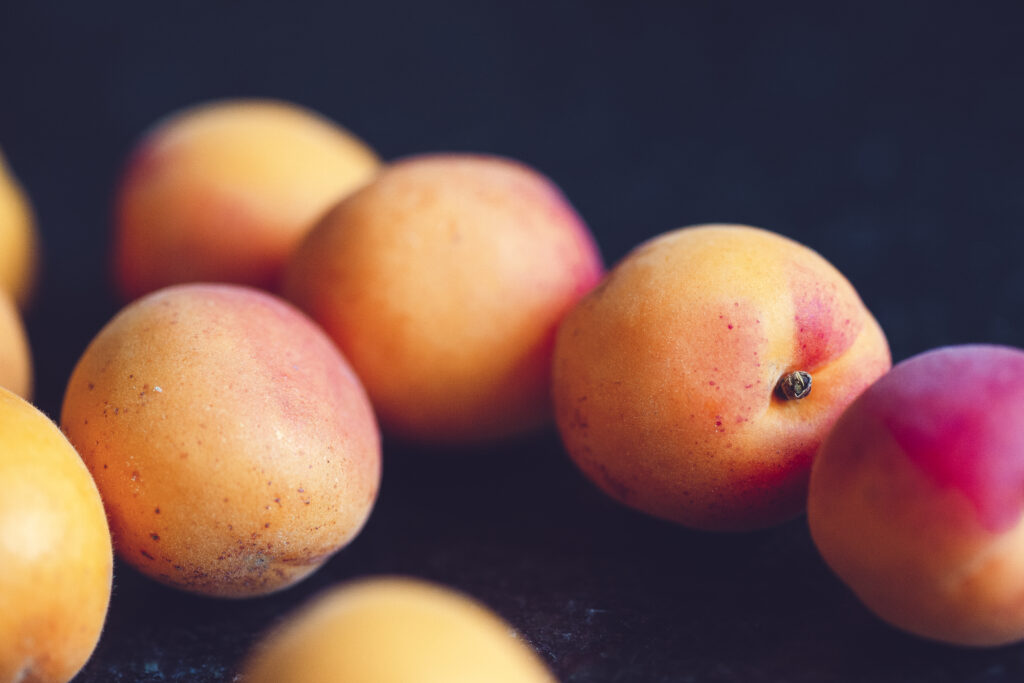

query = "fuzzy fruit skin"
284;153;604;446
241;577;557;683
0;387;112;683
553;224;891;531
0;292;31;399
809;345;1024;646
61;284;381;598
0;150;38;308
113;99;380;300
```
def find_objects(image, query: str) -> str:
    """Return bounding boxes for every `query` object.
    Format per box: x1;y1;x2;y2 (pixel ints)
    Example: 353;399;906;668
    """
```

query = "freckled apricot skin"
0;387;112;683
553;224;891;531
0;150;39;308
241;577;557;683
0;292;31;399
284;153;604;446
809;345;1024;646
113;99;380;301
61;284;381;598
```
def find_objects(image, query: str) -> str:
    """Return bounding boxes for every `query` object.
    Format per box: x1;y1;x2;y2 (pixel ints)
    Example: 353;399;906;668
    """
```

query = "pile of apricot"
2;96;1023;682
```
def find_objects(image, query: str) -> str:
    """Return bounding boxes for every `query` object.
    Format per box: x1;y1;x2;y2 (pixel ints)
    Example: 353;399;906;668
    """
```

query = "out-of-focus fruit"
113;99;380;300
0;291;31;398
241;577;557;683
553;224;891;531
810;344;1024;646
0;149;38;308
0;387;112;683
61;284;381;597
284;153;604;445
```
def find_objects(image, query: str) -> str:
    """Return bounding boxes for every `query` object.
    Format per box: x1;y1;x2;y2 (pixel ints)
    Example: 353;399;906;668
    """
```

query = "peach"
0;387;112;683
61;284;381;597
284;153;604;445
241;577;556;683
0;149;38;308
0;291;31;399
113;99;380;300
553;224;891;531
809;344;1024;646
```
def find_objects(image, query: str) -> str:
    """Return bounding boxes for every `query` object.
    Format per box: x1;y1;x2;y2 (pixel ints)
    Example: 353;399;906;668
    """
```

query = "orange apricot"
284;153;604;445
553;224;891;531
0;149;38;308
241;577;556;683
61;284;381;597
0;291;31;399
0;387;112;683
113;99;380;300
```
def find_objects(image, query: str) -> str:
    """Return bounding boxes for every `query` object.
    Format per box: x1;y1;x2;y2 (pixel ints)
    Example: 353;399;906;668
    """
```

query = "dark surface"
2;1;1024;681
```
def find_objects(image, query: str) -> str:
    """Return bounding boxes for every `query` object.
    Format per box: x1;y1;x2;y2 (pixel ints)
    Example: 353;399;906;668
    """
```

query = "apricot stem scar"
776;371;812;400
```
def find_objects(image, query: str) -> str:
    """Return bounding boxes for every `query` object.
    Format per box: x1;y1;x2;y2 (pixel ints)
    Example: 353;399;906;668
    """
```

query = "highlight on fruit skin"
0;387;113;683
553;224;891;531
284;152;604;446
809;344;1024;646
113;98;381;300
0;148;39;308
240;576;557;683
0;290;31;399
61;283;381;598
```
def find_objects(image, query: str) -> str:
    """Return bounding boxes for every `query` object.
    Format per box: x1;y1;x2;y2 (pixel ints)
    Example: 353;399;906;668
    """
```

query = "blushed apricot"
0;291;31;398
810;345;1024;646
61;284;381;597
284;153;604;445
0;387;112;683
241;577;556;683
553;224;891;531
0;149;38;308
114;99;380;300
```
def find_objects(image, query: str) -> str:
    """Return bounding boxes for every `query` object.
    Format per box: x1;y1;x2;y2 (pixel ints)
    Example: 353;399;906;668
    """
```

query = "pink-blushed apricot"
0;291;31;399
553;224;891;531
241;577;556;683
0;149;38;308
810;344;1024;646
61;284;381;597
113;99;380;300
0;387;112;683
284;153;604;446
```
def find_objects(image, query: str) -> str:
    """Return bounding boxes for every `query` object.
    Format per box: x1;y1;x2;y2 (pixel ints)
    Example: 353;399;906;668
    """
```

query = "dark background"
3;1;1024;681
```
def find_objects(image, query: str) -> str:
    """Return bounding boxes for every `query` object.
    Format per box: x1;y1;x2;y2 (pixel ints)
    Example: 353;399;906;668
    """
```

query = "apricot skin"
241;577;556;683
809;345;1024;646
113;99;380;300
0;292;31;399
284;153;604;445
0;150;38;308
553;224;891;531
0;387;112;683
61;284;381;598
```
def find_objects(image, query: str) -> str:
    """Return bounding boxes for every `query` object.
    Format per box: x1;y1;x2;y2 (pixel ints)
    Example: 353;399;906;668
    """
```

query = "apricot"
61;284;381;597
113;99;380;300
0;149;38;308
284;153;604;445
241;577;556;683
809;345;1024;646
0;291;31;399
553;224;891;531
0;387;112;683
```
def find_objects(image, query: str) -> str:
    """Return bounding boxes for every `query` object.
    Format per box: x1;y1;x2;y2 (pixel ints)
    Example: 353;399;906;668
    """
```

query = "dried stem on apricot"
776;371;812;400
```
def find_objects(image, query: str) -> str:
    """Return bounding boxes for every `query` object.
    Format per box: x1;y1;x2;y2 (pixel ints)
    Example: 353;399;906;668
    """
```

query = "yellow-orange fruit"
0;387;112;683
114;99;380;300
0;291;31;399
553;224;891;531
0;150;38;308
241;577;556;683
284;153;604;445
61;284;381;597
